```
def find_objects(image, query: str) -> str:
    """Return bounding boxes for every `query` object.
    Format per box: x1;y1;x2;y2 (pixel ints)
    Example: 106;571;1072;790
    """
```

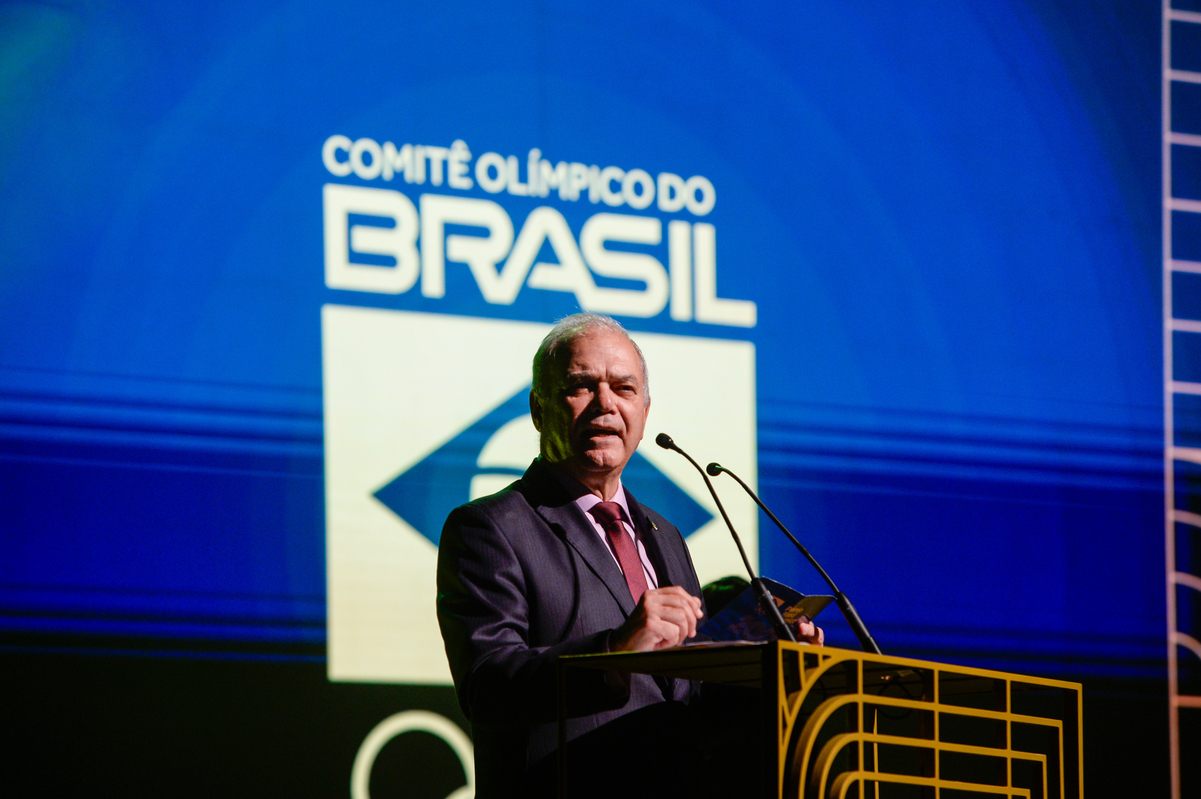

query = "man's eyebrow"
562;370;640;385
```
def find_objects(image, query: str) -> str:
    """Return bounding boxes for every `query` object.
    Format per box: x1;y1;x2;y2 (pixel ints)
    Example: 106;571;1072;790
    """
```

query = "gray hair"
531;313;650;405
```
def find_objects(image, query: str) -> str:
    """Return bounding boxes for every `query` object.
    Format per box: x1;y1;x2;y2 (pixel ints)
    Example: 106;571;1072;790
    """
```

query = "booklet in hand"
699;578;833;642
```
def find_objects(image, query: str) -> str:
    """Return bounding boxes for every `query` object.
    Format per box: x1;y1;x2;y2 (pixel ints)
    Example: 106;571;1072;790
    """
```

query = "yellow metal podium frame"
559;642;1083;799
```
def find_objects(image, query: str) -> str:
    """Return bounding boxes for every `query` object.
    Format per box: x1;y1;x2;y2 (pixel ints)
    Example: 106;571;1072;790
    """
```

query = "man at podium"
436;312;819;798
437;313;710;797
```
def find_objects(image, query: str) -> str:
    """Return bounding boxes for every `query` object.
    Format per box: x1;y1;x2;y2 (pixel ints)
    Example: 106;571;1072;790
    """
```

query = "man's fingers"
651;620;686;648
793;619;825;647
637;616;685;649
614;587;704;651
651;603;694;643
642;587;703;638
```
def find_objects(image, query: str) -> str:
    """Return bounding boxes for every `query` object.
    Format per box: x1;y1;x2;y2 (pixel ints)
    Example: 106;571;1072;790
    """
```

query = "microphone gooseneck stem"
656;434;795;643
708;461;882;656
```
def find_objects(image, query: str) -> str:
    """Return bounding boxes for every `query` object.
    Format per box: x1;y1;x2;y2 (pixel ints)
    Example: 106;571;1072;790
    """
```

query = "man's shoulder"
439;463;575;555
446;459;554;521
458;479;532;515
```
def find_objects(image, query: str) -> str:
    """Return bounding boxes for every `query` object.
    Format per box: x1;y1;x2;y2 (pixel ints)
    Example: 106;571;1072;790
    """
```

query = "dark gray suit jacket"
436;457;706;797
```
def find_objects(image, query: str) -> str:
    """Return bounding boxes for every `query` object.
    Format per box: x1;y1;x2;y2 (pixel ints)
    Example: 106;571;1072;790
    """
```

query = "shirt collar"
573;482;631;525
540;458;632;524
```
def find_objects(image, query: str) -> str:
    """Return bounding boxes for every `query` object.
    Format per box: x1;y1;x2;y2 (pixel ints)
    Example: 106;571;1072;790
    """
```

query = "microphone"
656;433;796;643
706;461;882;655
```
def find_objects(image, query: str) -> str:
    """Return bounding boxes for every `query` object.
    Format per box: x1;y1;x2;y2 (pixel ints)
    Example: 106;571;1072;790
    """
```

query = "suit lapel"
625;488;692;701
524;463;696;701
625;487;686;590
541;502;638;616
523;461;636;616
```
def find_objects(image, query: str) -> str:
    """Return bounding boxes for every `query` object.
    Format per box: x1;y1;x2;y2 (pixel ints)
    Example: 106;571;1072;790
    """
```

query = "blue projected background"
0;0;1163;696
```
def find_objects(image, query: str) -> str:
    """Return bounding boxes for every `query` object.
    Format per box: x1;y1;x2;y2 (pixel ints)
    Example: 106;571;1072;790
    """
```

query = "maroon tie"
590;502;649;603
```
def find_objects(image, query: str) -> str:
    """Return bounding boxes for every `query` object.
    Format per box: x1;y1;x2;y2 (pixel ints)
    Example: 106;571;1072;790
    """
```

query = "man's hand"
794;615;824;646
609;586;704;652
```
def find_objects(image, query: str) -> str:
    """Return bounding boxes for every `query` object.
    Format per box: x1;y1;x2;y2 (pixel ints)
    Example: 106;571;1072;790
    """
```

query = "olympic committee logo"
323;305;757;683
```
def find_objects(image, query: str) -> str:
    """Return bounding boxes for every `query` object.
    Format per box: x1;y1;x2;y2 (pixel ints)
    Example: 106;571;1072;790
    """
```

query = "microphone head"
655;432;675;450
706;462;723;477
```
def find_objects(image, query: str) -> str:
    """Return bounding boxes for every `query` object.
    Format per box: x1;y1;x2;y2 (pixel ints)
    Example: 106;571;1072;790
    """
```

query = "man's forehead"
559;345;642;377
562;334;640;368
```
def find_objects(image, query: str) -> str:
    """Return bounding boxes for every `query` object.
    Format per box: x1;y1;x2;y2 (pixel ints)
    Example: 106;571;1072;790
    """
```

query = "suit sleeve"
436;502;630;727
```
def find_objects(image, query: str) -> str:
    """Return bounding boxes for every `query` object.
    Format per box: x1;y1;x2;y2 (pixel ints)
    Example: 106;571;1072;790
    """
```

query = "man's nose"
593;383;617;411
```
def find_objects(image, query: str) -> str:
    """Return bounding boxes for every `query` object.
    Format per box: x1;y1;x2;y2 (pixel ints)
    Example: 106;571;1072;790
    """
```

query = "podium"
558;642;1083;798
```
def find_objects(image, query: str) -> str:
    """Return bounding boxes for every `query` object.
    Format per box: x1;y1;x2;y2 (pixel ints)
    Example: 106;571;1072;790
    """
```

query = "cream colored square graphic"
323;305;757;684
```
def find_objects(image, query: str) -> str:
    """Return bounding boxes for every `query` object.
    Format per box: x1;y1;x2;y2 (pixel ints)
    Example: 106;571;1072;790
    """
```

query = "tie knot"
590;501;625;530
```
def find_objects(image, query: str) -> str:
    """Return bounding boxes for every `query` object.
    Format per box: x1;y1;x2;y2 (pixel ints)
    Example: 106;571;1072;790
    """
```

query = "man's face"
531;328;651;486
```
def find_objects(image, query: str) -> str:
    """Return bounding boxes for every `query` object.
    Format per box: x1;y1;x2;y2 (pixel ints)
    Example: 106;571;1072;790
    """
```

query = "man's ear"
529;391;543;431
